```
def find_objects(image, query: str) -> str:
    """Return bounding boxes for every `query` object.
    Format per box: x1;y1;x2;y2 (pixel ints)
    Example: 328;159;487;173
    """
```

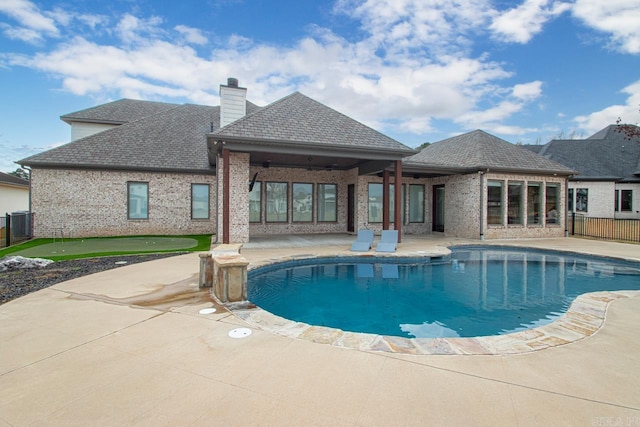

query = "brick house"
524;125;640;219
403;130;574;239
19;78;573;242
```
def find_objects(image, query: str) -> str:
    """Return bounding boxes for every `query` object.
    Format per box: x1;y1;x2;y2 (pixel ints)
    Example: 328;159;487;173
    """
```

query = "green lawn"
0;235;212;261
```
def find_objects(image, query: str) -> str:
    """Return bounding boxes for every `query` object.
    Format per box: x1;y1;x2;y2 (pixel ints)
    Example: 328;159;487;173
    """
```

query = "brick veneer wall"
437;173;482;239
228;152;250;242
31;168;216;237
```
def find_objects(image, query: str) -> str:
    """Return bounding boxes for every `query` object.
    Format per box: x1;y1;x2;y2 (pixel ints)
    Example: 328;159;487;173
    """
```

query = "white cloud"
175;25;207;45
0;0;59;34
490;0;571;43
512;81;543;100
115;14;164;45
574;80;640;134
0;23;44;43
572;0;640;54
1;1;577;139
334;0;494;55
0;0;59;42
453;80;544;133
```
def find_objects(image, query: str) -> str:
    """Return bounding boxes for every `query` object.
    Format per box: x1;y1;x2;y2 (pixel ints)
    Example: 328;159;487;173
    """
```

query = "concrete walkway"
1;236;639;426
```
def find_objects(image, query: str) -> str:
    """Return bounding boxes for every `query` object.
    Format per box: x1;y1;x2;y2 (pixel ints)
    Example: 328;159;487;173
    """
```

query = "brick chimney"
219;77;247;128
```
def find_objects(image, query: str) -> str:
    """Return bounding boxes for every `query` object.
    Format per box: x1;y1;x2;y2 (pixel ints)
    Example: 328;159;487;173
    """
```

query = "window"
368;183;383;223
508;182;524;225
128;182;148;219
191;184;210;219
622;190;632;211
615;189;633;212
249;181;261;222
546;184;558;224
292;183;313;222
527;182;542;225
409;184;424;223
576;188;588;212
368;183;404;223
487;181;503;225
389;184;405;224
317;183;337;222
568;188;574;212
266;182;288;222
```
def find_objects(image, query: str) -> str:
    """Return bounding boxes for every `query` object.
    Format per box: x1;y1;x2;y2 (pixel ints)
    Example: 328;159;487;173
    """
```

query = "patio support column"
222;147;230;244
394;160;402;242
382;170;390;230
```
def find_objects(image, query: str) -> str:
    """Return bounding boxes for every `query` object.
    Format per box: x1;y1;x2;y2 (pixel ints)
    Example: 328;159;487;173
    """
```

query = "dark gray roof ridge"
213;91;414;154
404;129;574;174
19;103;220;172
61;98;180;125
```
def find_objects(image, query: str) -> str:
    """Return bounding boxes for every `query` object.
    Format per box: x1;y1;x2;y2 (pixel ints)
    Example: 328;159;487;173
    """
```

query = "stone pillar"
213;255;249;302
199;253;213;288
204;244;248;301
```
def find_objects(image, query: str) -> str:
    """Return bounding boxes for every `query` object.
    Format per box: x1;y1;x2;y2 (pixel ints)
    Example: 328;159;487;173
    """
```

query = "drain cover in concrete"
228;328;252;338
198;308;217;315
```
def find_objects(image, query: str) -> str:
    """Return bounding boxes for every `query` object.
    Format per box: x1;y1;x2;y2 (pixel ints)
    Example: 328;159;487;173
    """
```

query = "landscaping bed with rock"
0;253;182;305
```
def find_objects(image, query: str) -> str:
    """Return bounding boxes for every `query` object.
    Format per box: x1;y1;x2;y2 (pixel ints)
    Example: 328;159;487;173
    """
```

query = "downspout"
22;165;32;214
479;170;486;240
22;165;33;238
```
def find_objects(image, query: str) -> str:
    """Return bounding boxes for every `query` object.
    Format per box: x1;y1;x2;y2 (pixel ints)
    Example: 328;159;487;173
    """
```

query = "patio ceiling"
207;137;414;175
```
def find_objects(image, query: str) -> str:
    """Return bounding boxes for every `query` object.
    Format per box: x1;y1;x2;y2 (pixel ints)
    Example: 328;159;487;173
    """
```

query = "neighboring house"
19;78;572;242
0;171;29;215
524;125;640;219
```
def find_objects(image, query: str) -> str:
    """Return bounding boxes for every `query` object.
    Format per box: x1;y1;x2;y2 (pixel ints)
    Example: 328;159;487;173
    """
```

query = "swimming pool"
248;247;640;339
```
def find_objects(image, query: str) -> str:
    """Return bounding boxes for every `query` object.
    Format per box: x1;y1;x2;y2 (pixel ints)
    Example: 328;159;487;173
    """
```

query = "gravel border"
0;253;184;305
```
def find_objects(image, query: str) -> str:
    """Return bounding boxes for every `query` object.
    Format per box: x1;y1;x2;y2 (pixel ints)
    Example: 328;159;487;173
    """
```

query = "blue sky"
0;0;639;173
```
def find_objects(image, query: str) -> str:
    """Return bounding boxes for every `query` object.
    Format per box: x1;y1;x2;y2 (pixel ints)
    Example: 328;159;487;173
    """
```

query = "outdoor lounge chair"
350;229;374;252
376;230;398;253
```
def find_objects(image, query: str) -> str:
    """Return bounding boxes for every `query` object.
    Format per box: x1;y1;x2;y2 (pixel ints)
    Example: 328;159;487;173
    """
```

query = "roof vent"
227;77;239;88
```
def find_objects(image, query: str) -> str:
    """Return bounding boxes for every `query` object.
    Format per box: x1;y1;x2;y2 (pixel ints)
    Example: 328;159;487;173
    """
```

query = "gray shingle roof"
20;100;263;173
532;125;640;182
404;130;574;174
61;99;178;124
0;171;29;187
21;104;217;172
214;92;414;154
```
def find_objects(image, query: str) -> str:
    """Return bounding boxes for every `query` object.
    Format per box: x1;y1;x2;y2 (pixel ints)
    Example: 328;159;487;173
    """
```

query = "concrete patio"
1;236;639;426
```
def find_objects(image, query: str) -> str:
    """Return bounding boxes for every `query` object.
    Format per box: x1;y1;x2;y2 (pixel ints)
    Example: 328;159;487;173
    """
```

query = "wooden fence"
569;213;640;243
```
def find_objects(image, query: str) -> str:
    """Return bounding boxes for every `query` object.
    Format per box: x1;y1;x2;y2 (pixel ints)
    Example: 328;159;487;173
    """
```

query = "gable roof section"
0;171;29;188
61;99;178;125
21;100;263;173
21;104;218;173
212;92;414;157
536;125;640;182
404;130;574;175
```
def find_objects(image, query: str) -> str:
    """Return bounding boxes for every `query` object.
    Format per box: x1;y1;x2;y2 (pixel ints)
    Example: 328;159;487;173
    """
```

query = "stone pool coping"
227;248;640;355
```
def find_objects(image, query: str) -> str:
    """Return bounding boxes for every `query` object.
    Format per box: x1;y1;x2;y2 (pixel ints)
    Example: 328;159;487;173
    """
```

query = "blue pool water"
247;247;640;338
